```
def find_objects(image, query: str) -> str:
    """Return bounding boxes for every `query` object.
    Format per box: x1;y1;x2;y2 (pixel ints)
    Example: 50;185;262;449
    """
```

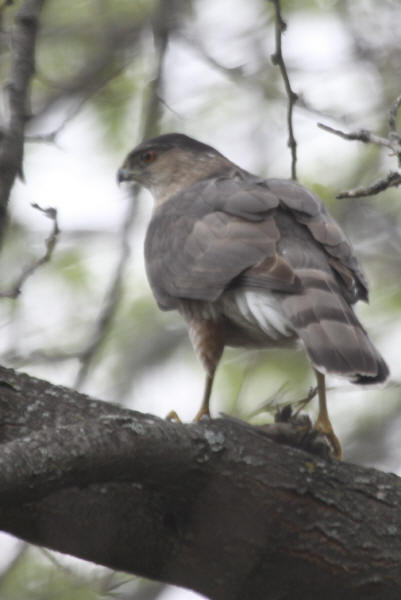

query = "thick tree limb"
0;365;400;600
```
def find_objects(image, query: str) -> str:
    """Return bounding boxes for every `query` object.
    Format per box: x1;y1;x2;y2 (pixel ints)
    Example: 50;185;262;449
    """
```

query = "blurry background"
0;0;400;598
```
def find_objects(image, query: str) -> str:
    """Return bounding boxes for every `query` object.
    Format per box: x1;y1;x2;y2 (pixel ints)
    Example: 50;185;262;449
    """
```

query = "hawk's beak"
117;167;133;185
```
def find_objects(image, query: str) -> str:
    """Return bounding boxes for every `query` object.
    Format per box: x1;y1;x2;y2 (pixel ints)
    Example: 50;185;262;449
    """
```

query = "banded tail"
281;268;389;384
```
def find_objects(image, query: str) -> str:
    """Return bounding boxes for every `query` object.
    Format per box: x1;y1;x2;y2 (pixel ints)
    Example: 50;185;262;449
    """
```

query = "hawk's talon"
315;370;342;460
314;420;342;460
193;406;211;422
166;410;182;423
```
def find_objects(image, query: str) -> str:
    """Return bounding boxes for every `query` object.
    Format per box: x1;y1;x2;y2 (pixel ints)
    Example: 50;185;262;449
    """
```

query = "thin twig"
269;0;298;180
336;171;401;199
318;93;401;198
317;123;391;149
246;384;318;420
388;93;401;134
182;31;379;136
0;203;59;298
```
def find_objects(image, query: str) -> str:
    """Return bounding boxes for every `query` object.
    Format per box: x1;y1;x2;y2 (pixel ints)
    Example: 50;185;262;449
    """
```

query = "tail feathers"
281;270;389;384
354;357;389;385
299;318;389;384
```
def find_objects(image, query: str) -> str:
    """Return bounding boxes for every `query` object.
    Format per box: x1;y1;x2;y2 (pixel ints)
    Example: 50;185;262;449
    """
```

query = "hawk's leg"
185;313;224;422
166;370;215;422
194;371;215;421
314;369;342;460
166;409;182;422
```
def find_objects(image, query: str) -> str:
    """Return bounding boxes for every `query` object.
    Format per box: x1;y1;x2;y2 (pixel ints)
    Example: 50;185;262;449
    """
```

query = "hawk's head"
117;133;232;204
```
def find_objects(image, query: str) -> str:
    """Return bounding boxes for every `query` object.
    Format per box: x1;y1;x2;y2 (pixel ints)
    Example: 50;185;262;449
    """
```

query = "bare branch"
0;0;45;242
317;122;391;148
0;203;59;298
388;93;401;134
337;171;401;199
318;93;401;198
181;33;375;138
269;0;298;180
140;1;172;139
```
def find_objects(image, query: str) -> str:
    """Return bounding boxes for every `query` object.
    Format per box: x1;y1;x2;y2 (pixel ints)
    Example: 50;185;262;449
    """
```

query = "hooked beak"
117;167;133;185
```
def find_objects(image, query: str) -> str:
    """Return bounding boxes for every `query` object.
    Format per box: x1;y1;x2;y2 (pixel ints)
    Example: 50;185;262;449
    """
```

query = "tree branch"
0;203;59;298
0;0;45;243
0;365;400;599
388;93;401;134
318;93;401;198
269;0;298;180
335;171;401;199
317;123;392;148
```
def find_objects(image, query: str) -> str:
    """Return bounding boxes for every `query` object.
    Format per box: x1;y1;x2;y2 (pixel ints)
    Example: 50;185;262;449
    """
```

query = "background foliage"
0;0;400;598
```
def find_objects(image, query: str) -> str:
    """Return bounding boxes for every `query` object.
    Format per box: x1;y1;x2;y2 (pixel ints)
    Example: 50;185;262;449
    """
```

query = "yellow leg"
166;410;182;422
194;371;215;422
166;370;215;423
314;370;342;460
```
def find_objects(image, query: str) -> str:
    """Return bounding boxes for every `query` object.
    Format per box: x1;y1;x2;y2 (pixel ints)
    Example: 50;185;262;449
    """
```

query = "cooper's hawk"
118;133;388;458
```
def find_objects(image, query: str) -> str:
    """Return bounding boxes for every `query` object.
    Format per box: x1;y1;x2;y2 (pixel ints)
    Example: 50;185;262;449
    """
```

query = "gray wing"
144;172;367;310
144;174;299;309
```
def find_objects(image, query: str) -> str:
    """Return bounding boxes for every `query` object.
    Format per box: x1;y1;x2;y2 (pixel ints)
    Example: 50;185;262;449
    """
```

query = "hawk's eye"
141;150;156;164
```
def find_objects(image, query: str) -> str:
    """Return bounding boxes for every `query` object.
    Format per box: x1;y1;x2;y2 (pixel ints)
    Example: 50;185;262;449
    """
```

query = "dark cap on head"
117;133;230;190
132;133;220;156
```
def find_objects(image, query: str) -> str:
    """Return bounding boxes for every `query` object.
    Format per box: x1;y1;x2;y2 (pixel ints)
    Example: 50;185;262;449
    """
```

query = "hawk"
118;133;388;458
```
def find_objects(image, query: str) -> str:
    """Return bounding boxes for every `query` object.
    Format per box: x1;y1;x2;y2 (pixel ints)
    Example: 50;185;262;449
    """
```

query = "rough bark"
0;364;400;600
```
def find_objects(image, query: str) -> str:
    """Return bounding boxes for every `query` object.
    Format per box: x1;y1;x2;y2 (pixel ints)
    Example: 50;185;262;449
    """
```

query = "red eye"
141;150;156;164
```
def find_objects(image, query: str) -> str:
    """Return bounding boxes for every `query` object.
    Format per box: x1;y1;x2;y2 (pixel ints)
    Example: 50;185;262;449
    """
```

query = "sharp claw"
315;421;342;460
166;410;181;423
193;407;211;422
